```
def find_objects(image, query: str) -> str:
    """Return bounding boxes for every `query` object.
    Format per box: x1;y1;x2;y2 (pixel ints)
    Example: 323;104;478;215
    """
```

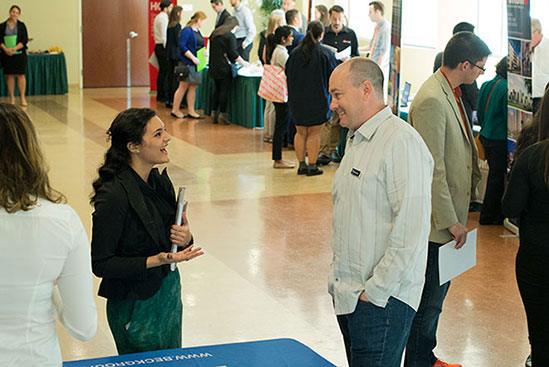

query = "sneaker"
273;160;296;169
306;166;323;176
433;359;462;367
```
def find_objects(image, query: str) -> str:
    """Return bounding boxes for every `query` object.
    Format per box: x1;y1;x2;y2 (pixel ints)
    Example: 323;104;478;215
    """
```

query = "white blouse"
0;199;97;367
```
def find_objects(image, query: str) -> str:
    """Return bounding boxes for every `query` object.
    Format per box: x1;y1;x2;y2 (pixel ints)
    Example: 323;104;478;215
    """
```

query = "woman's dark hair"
9;5;21;14
514;85;549;187
265;25;292;65
168;5;182;28
537;88;549;187
0;103;65;212
210;16;239;39
495;56;508;79
91;108;156;204
301;21;324;65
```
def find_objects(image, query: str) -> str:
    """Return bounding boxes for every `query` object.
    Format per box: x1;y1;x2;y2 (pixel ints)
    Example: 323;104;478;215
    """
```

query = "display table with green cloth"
0;53;69;96
195;68;264;129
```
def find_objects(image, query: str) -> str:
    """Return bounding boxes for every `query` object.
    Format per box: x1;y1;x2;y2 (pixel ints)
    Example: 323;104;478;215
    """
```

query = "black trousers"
213;76;232;113
273;102;289;161
479;135;507;224
517;263;549;366
236;38;253;62
154;44;170;102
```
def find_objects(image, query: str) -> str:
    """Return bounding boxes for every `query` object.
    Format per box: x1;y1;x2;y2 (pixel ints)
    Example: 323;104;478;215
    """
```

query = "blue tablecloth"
0;53;68;96
64;338;335;367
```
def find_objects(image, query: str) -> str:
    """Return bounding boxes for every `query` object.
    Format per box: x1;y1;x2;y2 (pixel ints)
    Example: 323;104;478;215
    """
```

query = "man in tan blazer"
404;32;491;367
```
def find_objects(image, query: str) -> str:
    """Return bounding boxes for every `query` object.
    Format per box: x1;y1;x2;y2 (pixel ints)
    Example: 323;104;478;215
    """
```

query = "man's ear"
127;142;140;154
361;80;373;101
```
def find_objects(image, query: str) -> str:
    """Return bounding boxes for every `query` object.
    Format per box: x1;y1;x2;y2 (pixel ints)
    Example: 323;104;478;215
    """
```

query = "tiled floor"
10;87;529;366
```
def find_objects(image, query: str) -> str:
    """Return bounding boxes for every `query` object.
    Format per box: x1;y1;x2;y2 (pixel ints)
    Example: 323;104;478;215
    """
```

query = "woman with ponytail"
91;108;203;354
286;21;338;176
265;25;295;169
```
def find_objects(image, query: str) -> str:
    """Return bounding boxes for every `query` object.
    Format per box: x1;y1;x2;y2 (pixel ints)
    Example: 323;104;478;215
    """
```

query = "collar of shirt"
234;4;242;12
326;25;349;35
440;69;462;99
352;105;392;142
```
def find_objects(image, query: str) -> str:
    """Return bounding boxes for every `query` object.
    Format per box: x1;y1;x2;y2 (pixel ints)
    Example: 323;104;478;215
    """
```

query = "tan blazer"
409;70;481;244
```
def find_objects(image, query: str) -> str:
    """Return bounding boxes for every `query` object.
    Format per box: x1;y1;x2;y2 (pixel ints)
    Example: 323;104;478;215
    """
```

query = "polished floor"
9;87;528;366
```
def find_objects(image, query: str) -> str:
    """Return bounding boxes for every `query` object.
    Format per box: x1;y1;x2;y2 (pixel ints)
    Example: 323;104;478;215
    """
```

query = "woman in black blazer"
91;108;203;355
502;90;549;366
0;5;29;106
165;5;183;108
208;16;248;124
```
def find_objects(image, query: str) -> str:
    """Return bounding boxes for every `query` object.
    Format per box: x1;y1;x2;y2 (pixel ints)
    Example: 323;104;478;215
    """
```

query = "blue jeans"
337;296;416;367
404;242;450;367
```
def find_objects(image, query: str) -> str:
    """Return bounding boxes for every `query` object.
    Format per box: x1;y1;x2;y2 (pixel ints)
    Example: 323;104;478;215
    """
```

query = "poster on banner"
388;0;402;115
149;0;176;92
506;0;532;161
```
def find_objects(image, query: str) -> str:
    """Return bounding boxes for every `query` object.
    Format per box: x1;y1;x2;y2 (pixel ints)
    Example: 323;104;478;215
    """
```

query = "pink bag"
257;64;288;103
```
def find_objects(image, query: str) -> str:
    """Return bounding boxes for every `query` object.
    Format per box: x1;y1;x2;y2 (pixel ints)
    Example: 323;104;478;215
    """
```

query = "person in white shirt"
153;0;174;104
0;103;97;367
328;58;434;367
229;0;256;61
532;18;549;114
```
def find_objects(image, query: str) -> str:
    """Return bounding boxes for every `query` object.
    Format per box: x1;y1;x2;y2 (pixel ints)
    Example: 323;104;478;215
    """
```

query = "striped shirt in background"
328;106;434;315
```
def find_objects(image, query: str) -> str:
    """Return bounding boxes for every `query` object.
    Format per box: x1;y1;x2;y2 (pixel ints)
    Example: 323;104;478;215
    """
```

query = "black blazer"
167;23;182;61
0;20;29;53
216;9;230;28
208;32;239;80
91;167;185;300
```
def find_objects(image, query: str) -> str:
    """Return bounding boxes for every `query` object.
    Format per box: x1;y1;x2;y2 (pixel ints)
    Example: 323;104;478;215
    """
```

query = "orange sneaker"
433;359;462;367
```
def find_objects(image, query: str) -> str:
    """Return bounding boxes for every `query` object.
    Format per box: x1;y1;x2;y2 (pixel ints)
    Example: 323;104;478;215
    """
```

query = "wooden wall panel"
82;0;149;87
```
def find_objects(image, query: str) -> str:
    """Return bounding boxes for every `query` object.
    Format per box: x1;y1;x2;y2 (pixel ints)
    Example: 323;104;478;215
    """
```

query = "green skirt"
106;269;182;355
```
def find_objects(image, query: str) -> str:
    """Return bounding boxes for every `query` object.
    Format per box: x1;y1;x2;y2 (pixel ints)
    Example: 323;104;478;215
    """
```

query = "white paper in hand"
438;229;477;285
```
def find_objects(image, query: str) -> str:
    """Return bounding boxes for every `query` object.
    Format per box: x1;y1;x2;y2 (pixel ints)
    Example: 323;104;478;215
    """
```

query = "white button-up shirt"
533;36;549;98
328;106;434;315
154;11;169;46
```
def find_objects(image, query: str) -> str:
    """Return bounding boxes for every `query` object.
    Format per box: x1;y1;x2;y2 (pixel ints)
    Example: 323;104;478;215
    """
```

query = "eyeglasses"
466;60;486;72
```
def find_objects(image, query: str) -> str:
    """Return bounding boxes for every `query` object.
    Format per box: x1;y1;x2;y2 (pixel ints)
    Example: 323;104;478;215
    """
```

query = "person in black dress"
0;5;28;106
91;108;203;354
286;21;338;176
208;16;248;124
502;89;549;367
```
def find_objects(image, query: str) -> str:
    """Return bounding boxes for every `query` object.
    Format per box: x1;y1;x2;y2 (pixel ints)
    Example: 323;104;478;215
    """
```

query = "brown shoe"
273;160;296;169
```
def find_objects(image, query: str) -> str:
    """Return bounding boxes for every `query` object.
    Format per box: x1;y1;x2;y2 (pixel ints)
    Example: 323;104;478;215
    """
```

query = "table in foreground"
64;338;335;367
0;53;68;96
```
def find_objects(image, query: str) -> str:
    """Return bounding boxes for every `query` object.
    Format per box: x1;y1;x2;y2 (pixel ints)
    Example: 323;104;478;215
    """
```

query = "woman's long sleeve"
53;210;97;341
